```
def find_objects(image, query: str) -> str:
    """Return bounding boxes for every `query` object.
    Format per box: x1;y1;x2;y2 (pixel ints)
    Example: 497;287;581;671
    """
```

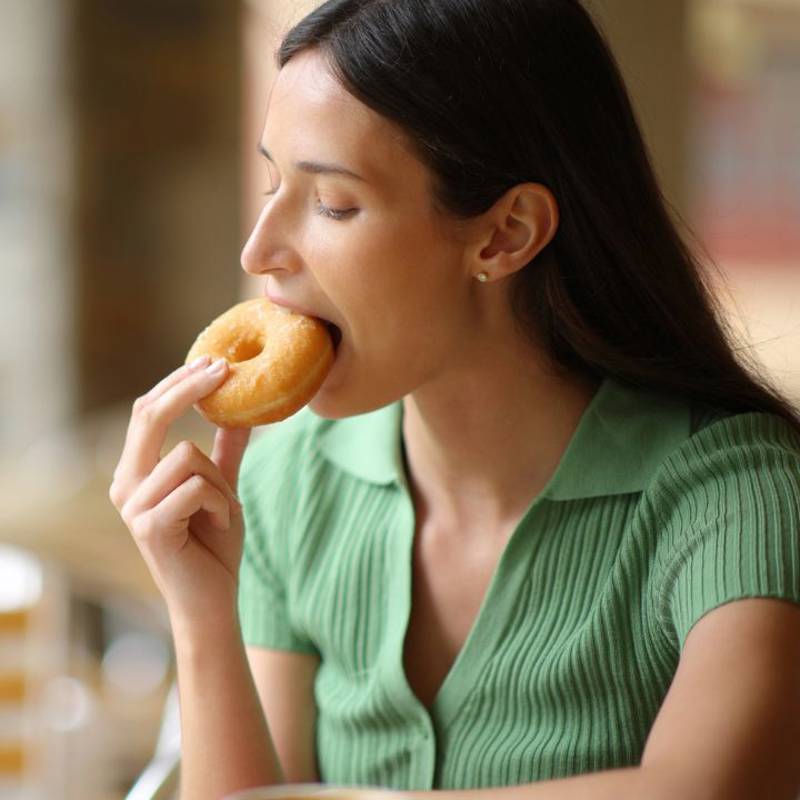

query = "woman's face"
241;49;482;419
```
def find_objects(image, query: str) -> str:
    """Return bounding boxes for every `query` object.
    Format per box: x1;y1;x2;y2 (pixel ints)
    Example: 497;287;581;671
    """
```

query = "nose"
240;201;300;278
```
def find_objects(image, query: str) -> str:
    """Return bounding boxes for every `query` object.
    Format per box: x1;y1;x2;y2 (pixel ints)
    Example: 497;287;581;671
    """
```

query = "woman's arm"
246;646;320;783
172;614;285;800
398;598;800;800
107;359;287;800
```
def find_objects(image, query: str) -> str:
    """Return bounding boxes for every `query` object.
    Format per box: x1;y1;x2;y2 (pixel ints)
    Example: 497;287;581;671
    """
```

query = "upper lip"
265;292;324;321
265;291;342;349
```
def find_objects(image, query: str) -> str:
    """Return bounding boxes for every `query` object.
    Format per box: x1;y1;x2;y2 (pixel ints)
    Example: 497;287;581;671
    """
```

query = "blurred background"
0;0;798;797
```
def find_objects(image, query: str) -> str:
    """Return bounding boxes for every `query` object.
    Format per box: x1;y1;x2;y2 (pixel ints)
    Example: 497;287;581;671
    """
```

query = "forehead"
261;50;415;187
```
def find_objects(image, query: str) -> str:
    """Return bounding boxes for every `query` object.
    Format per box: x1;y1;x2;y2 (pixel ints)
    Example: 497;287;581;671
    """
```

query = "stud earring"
476;271;489;283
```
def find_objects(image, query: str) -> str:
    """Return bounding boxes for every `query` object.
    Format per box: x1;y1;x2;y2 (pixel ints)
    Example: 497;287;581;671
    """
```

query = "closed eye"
316;203;357;221
261;189;357;221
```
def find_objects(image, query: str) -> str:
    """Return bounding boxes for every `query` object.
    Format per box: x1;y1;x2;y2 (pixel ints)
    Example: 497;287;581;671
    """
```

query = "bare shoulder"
643;598;800;800
246;646;321;784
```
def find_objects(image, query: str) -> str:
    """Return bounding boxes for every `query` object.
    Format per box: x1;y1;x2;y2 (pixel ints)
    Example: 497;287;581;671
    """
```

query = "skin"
110;46;800;800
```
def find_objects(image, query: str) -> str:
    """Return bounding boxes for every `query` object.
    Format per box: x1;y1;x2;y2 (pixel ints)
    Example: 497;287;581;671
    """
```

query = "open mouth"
321;319;343;352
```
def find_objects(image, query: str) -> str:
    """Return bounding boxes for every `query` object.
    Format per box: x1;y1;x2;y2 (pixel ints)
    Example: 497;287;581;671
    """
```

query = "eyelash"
261;189;356;221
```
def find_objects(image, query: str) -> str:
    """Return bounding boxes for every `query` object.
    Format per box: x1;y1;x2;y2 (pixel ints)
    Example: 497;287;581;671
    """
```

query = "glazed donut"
184;297;336;428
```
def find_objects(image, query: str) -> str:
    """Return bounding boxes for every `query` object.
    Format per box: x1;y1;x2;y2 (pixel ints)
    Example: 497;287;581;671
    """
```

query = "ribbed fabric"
237;377;800;791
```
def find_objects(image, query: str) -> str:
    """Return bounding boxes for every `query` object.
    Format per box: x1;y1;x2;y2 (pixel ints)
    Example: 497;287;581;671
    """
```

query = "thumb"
211;426;252;497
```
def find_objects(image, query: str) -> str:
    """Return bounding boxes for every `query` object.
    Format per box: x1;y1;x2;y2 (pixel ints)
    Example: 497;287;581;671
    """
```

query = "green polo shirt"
237;376;800;790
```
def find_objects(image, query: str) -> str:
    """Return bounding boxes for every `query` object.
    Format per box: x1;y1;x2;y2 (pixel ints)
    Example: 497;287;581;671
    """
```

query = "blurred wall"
73;0;243;417
593;0;692;217
0;1;76;453
689;0;800;266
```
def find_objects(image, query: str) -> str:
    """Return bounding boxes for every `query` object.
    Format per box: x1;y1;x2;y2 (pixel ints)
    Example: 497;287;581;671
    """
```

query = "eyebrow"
257;143;366;183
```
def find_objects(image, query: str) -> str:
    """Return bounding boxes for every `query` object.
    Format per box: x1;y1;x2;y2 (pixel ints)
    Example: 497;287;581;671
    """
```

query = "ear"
466;183;559;282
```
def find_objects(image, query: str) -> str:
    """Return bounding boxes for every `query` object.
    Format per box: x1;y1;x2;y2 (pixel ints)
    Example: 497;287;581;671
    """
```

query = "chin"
306;397;353;420
308;385;402;420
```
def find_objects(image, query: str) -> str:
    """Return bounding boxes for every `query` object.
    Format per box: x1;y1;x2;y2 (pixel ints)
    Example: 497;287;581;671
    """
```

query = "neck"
402;335;600;536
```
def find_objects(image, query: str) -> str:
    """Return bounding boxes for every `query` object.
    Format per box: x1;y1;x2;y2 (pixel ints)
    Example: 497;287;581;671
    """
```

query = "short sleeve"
236;420;319;656
652;412;800;650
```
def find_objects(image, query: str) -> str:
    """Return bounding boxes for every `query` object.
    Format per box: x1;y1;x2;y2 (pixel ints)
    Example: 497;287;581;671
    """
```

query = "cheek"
312;211;460;333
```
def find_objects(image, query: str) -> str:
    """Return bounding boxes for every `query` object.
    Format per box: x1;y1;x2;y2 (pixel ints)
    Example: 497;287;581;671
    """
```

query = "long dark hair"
278;0;800;434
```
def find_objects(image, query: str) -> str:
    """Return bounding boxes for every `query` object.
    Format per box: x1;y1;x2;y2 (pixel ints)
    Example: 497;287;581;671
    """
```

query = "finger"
140;475;231;541
211;427;252;498
116;359;231;487
165;474;231;531
143;356;213;406
124;439;241;517
115;356;215;485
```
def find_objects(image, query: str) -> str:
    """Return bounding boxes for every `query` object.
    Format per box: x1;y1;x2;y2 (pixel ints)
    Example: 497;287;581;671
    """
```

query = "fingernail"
206;358;227;374
189;355;211;370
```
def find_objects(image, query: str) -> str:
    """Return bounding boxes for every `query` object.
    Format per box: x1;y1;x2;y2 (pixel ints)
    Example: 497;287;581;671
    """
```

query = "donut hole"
230;336;265;363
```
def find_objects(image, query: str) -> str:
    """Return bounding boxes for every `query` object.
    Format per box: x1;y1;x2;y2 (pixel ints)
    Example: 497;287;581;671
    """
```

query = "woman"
109;1;800;798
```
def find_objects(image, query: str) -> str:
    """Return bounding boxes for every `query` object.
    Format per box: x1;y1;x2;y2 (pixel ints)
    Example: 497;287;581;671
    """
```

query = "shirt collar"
316;376;693;499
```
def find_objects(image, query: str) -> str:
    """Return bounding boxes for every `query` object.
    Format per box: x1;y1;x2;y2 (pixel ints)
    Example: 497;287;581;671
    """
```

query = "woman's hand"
108;355;252;625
